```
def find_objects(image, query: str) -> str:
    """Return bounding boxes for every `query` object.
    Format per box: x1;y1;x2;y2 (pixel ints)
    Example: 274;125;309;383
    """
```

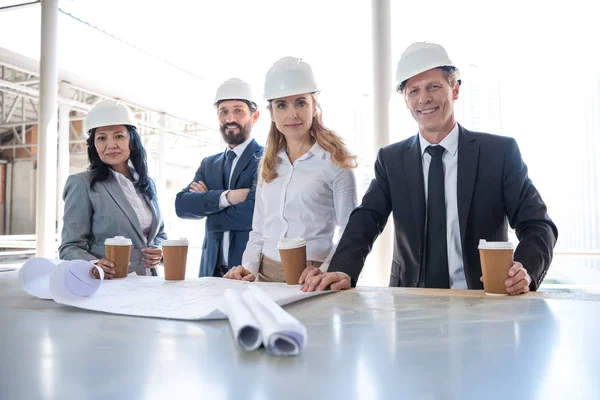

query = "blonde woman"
224;57;357;282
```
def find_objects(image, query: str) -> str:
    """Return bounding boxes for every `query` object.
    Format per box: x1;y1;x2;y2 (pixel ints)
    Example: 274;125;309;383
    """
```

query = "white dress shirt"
242;142;357;275
419;124;466;289
218;136;253;265
113;166;154;246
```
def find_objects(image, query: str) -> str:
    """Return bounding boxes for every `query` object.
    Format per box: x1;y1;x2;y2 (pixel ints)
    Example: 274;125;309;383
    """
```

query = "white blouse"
112;167;154;245
242;142;357;275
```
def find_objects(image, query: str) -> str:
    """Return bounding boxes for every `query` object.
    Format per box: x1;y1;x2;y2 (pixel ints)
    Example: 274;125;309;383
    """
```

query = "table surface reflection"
1;270;600;400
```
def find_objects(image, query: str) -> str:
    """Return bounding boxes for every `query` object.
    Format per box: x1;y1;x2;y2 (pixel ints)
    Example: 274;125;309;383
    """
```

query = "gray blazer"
59;171;167;276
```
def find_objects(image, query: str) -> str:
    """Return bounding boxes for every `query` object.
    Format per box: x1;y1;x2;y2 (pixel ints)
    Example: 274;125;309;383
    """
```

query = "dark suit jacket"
328;125;558;290
175;139;263;277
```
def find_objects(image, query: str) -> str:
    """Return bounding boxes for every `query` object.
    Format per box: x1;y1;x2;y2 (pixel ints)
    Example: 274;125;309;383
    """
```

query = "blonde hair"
260;95;357;183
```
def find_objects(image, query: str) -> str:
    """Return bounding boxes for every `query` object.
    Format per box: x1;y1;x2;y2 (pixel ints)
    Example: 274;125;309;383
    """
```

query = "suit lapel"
229;139;259;189
404;135;426;252
457;125;479;248
145;195;160;242
101;178;145;242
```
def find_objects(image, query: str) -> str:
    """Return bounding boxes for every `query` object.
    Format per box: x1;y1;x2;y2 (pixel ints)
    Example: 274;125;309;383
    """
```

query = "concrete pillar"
157;113;167;210
372;0;392;152
366;0;393;286
57;84;70;239
36;0;59;257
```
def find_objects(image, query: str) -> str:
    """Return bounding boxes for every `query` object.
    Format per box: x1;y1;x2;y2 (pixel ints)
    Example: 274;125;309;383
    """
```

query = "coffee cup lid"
277;237;306;250
105;236;132;246
478;239;514;250
162;238;189;246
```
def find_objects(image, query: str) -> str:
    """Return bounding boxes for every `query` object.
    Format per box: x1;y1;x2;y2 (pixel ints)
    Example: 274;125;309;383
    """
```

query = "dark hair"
397;66;462;94
86;125;155;199
215;99;258;112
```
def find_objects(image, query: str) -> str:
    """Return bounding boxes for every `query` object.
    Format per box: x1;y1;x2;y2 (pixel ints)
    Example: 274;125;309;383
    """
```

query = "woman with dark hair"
59;99;167;278
224;57;358;283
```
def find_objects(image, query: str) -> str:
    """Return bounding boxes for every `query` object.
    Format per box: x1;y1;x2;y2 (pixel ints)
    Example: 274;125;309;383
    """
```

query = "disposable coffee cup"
278;238;307;285
478;240;515;296
162;238;189;281
104;236;132;278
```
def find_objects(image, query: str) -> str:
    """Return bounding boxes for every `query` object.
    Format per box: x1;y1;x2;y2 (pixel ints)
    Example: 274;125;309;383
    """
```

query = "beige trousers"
256;254;322;283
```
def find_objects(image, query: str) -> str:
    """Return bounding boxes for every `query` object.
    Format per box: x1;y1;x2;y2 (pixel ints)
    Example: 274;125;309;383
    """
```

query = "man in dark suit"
302;42;558;295
175;78;264;277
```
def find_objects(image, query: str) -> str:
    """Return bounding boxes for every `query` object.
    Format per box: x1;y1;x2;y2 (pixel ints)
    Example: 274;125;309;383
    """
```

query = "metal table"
1;270;599;400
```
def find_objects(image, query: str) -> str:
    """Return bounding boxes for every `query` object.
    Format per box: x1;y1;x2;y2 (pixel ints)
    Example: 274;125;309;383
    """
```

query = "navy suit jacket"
175;139;263;277
329;125;558;290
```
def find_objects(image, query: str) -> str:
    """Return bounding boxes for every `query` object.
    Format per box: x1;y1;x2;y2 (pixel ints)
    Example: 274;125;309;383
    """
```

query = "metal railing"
0;234;56;256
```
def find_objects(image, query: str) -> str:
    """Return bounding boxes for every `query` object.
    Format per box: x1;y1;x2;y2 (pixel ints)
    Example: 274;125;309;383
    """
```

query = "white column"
365;0;393;286
36;0;59;258
5;163;12;235
57;84;70;239
157;113;167;209
372;0;392;152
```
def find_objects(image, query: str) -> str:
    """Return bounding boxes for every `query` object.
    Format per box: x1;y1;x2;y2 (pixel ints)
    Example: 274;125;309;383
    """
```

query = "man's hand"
301;272;351;292
504;262;530;295
226;189;250;205
480;261;530;296
223;265;256;281
189;181;208;193
299;264;321;285
141;246;163;268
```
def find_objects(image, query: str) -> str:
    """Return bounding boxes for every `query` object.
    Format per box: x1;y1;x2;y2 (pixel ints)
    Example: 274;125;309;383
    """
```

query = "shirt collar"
112;161;139;183
226;136;253;158
419;123;459;157
306;142;326;160
277;141;325;162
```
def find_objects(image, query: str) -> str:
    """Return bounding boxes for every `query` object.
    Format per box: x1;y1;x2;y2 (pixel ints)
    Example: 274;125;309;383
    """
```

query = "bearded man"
176;78;263;277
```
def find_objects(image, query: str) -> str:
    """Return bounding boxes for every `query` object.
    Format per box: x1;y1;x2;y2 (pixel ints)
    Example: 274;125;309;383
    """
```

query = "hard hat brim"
265;89;319;101
397;63;456;88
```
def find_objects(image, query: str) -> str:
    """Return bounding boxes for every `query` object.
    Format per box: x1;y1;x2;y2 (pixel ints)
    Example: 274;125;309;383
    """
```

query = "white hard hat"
264;57;319;101
395;42;458;91
85;99;138;132
214;78;257;108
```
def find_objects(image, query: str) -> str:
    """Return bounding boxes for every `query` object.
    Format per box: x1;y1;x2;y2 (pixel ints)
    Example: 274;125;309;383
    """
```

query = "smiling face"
404;68;460;138
217;100;259;147
94;125;131;169
269;93;315;142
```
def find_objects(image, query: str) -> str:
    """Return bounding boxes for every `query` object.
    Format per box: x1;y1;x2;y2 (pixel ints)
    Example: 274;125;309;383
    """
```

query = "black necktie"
215;150;238;274
223;150;237;190
425;145;450;288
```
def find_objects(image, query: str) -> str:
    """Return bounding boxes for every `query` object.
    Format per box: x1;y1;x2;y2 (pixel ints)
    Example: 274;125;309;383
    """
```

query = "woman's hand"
142;246;163;269
223;265;256;281
92;258;116;279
